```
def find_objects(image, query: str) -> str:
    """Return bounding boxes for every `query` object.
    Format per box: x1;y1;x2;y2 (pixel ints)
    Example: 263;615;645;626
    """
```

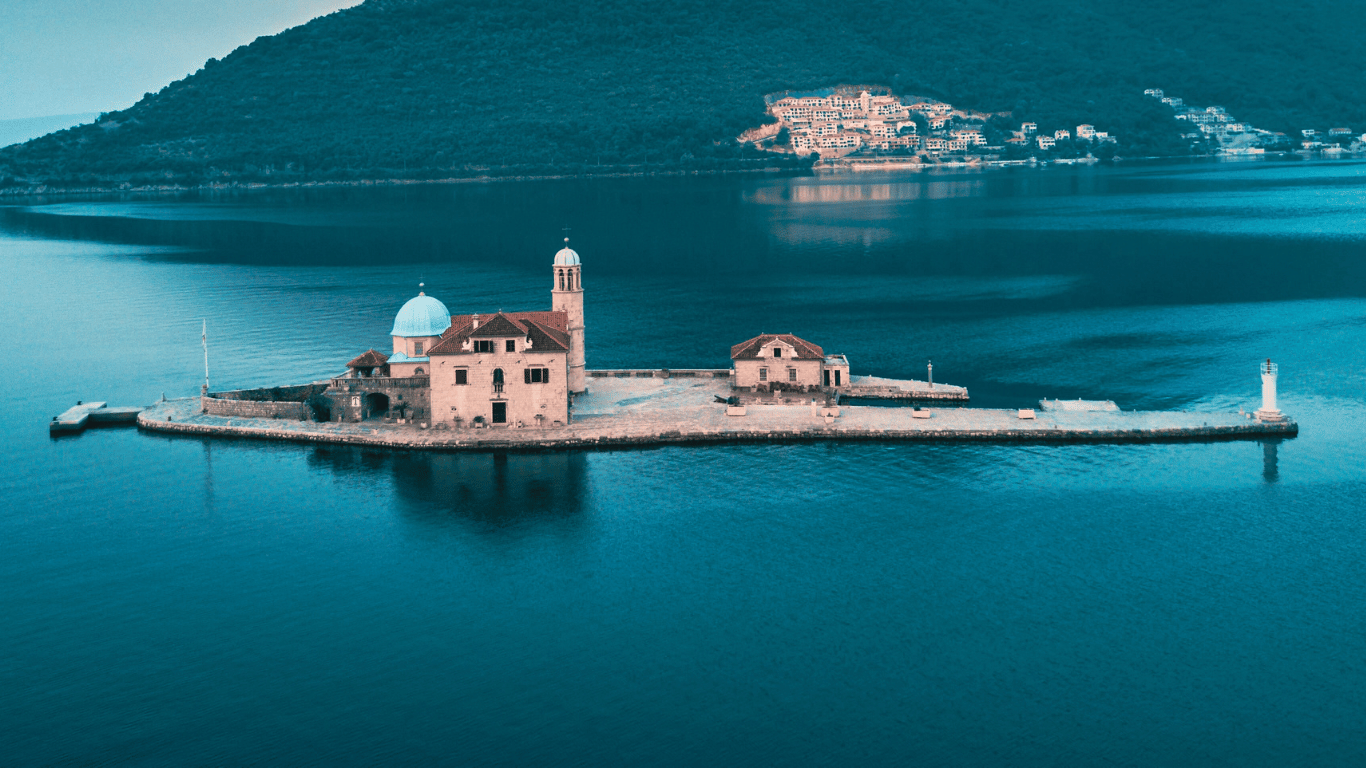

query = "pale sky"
0;0;364;121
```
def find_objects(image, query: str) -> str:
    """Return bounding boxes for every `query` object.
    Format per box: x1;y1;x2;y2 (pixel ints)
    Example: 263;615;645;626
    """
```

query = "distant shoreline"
0;165;806;198
2;151;1357;199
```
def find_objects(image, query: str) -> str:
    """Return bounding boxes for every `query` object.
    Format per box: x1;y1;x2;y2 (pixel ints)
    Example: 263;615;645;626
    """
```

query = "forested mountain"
3;0;1363;187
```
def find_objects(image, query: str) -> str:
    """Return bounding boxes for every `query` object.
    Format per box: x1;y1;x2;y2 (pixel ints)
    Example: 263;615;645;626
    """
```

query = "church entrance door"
491;402;507;424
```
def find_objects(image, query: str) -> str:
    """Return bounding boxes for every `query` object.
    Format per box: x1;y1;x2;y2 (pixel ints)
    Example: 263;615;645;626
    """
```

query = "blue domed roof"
391;292;451;337
554;238;581;266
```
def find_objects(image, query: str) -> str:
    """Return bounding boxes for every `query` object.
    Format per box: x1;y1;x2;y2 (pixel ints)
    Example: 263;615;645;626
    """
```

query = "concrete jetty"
50;402;144;434
136;376;1296;451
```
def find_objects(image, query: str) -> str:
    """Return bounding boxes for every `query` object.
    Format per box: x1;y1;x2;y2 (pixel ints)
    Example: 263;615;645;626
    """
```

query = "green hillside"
3;0;1363;187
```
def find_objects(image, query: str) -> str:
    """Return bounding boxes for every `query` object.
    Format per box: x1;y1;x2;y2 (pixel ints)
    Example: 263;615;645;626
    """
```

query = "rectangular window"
455;369;467;385
413;341;424;356
524;368;549;383
773;348;782;357
823;369;831;387
474;340;493;353
788;368;797;382
759;367;768;382
834;370;841;386
506;339;517;352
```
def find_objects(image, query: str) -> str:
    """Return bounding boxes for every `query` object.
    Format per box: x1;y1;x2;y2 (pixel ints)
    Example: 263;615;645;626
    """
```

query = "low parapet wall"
588;369;732;379
202;383;328;420
201;397;310;420
209;383;328;402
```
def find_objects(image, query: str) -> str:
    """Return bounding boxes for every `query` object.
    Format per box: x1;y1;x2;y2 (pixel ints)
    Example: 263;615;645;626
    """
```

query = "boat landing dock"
136;376;1296;451
51;402;145;434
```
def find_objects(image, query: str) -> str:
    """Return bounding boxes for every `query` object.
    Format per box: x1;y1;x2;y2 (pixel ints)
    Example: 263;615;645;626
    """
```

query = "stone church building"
327;239;586;427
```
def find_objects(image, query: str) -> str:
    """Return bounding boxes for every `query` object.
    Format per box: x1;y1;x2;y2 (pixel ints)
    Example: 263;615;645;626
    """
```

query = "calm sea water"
3;160;1365;766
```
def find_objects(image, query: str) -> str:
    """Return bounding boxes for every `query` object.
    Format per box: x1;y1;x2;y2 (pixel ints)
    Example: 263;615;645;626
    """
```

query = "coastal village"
1144;88;1364;156
740;85;1118;166
741;84;1364;167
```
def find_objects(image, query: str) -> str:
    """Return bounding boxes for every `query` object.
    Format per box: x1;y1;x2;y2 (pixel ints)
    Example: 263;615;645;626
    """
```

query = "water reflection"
748;179;987;204
1261;438;1282;483
307;446;587;528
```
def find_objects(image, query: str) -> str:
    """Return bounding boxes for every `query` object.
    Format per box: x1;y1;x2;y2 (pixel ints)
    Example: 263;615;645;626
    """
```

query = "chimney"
472;314;480;329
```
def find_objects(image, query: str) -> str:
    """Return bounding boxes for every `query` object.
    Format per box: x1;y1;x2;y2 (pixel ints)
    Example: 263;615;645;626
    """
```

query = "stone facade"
734;356;824;390
326;376;431;423
730;334;849;392
429;338;569;428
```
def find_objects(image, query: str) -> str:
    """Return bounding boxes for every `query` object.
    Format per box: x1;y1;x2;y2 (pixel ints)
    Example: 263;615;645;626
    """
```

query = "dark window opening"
364;392;389;420
558;269;565;290
455;369;468;385
492;402;507;424
475;340;493;353
414;367;424;375
506;339;516;352
525;368;549;383
824;369;831;387
493;368;504;394
834;370;841;386
773;348;782;357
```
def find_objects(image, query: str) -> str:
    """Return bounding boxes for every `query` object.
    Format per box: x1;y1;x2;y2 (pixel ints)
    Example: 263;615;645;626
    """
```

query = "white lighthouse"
1255;358;1284;422
551;238;586;394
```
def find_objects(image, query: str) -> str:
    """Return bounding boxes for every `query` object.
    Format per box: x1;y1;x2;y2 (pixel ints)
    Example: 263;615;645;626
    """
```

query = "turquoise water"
3;161;1365;765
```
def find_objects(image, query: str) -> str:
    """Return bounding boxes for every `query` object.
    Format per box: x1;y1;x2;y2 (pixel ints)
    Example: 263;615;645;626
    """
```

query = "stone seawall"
140;393;1298;454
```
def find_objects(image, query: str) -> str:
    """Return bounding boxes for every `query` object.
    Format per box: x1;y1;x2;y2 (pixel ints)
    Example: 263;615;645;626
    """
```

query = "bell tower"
552;237;586;394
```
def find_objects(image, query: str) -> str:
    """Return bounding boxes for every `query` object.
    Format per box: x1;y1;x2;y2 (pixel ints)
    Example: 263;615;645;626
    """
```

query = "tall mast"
202;320;209;396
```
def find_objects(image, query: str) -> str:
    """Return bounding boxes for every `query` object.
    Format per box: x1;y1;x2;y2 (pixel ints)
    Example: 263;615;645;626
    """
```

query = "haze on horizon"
0;0;362;122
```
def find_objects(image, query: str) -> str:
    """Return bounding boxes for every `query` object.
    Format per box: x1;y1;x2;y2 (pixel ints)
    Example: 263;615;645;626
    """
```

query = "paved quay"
136;377;1297;451
843;374;969;401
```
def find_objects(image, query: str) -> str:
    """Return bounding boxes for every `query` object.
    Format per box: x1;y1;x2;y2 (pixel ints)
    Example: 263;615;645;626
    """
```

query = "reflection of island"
306;447;588;525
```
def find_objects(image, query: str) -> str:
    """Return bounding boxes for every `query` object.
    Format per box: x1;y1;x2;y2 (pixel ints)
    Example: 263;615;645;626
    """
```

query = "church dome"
390;291;451;337
554;238;581;266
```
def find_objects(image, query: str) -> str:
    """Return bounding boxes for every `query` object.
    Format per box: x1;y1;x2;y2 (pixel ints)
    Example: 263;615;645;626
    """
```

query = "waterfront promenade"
137;376;1296;450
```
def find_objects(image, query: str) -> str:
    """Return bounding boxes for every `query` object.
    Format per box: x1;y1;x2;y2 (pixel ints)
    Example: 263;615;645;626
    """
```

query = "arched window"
414;367;424;375
558;269;565;290
493;368;504;393
569;270;575;290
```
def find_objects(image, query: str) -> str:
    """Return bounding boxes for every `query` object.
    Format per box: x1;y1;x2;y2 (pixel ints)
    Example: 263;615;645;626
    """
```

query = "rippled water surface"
3;160;1365;766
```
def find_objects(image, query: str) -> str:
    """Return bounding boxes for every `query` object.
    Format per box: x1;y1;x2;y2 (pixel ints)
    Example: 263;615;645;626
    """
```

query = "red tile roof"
730;333;825;361
428;311;570;355
347;349;390;368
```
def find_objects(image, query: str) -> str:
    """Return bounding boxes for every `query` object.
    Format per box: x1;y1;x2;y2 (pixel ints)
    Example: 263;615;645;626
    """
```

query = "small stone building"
731;333;850;391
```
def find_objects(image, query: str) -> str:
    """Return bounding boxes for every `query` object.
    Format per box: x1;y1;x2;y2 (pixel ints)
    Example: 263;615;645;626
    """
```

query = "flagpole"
202;320;209;396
